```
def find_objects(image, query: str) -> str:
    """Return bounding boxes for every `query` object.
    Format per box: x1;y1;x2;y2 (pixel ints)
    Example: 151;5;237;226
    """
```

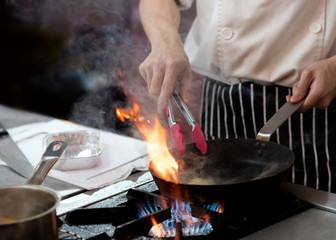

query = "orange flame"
150;215;158;225
116;102;178;182
118;69;123;78
216;203;224;213
137;117;178;181
116;103;149;124
150;216;164;238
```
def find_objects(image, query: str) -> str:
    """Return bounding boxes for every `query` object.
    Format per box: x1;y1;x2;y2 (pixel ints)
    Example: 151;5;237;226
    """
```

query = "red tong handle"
191;123;207;154
170;124;186;155
172;91;207;154
166;106;186;155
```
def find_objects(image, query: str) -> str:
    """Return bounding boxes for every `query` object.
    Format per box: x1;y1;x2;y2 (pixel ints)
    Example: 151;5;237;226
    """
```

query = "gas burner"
148;199;214;238
62;188;311;239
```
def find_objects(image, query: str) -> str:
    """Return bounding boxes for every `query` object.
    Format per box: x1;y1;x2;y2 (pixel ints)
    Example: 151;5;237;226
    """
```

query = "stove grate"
61;188;311;239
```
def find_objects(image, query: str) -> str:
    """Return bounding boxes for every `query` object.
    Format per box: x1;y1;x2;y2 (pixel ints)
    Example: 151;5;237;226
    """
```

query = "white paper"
1;120;163;189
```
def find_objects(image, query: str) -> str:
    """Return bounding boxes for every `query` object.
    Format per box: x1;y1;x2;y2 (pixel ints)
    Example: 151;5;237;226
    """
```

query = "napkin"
0;119;162;189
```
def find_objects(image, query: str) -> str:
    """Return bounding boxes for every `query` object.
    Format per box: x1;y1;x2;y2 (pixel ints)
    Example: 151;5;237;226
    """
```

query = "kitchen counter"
243;208;336;240
2;104;336;239
0;104;52;128
0;104;84;198
0;104;154;201
242;183;336;240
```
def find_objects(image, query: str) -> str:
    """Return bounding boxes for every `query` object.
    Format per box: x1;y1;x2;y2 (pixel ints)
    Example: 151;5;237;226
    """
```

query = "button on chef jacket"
177;0;336;87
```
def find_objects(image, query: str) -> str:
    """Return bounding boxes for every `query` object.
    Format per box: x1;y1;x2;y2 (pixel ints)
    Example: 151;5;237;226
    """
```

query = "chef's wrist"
150;30;183;51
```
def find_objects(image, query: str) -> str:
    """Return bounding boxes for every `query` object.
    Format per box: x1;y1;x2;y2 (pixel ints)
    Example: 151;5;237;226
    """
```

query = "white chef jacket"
177;0;336;87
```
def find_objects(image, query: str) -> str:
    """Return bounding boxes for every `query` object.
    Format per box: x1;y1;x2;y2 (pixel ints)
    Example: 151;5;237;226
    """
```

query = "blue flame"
136;201;161;218
149;200;213;237
203;202;225;213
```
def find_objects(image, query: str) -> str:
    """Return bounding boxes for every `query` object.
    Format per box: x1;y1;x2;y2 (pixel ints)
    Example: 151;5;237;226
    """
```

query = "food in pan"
188;177;214;185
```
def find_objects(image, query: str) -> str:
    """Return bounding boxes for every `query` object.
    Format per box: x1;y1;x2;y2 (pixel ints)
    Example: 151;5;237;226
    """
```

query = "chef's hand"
139;37;192;114
138;0;192;114
290;55;336;112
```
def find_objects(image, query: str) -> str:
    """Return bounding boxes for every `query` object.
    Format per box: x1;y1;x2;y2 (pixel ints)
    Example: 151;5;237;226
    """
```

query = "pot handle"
26;141;67;185
256;98;305;142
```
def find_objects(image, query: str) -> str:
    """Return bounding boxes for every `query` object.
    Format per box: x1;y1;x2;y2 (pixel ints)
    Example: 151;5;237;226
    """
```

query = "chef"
138;0;336;193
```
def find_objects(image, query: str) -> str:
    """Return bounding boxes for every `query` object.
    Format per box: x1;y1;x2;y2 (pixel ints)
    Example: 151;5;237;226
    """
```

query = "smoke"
5;0;200;143
5;1;147;126
6;0;132;38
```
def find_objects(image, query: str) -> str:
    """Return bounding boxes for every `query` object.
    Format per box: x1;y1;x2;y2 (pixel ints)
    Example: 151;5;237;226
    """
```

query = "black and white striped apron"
200;78;336;193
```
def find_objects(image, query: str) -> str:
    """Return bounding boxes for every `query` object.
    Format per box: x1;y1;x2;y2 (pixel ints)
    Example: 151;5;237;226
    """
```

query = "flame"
116;103;149;124
118;69;123;78
117;69;124;86
149;200;214;237
150;216;158;226
116;102;178;182
138;117;178;181
116;108;129;122
216;203;224;213
203;202;225;214
136;201;161;218
150;216;165;238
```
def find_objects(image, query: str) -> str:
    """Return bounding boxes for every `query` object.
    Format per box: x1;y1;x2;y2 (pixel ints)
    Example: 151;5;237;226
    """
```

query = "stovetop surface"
58;182;311;240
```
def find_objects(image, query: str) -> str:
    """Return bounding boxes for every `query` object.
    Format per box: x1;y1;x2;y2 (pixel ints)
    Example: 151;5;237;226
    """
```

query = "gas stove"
57;181;311;240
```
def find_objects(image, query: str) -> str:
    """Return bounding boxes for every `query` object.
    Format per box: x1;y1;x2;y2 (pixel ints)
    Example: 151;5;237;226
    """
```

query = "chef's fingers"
139;62;153;89
149;68;164;96
290;70;314;112
290;70;312;103
179;69;193;105
139;61;147;80
303;73;334;110
157;68;180;114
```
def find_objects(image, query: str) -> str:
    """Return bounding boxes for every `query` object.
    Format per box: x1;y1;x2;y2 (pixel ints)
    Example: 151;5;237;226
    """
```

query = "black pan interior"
149;138;294;186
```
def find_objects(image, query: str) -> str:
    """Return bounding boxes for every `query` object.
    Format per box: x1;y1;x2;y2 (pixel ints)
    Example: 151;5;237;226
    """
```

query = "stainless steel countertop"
0;104;83;198
242;183;336;240
243;208;336;240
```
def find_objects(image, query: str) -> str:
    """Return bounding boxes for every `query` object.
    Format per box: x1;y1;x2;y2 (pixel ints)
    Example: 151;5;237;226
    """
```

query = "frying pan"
149;99;304;203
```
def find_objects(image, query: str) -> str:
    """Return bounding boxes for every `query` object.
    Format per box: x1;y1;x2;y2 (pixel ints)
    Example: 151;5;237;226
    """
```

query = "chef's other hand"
139;38;192;114
290;56;336;112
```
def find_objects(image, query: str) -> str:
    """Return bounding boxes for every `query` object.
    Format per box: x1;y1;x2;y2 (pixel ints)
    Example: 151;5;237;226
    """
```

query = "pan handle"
26;141;67;185
256;98;305;141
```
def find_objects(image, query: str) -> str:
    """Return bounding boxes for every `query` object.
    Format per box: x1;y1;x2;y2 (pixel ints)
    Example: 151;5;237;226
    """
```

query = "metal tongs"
166;90;207;155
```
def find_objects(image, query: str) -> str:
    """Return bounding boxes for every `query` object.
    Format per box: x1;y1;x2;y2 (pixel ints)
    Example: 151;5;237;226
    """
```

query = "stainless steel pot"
0;141;67;240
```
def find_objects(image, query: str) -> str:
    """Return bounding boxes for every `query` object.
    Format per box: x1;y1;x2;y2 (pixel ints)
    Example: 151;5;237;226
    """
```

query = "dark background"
0;0;200;137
